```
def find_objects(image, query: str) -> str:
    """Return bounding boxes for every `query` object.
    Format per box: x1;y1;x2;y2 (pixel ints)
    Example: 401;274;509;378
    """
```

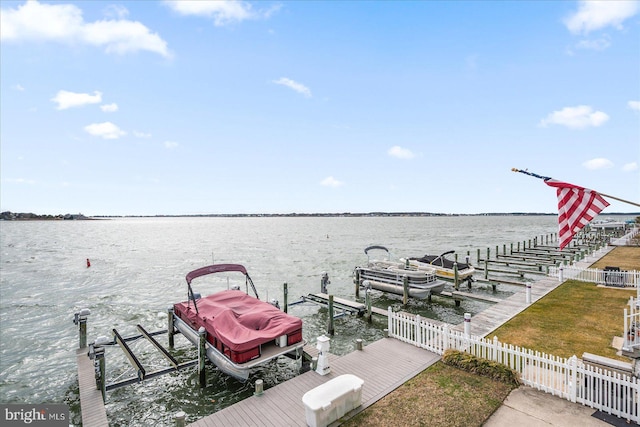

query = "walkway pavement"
485;386;624;427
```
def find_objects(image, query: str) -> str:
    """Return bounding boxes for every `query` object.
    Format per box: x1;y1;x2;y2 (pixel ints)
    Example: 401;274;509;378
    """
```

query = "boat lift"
74;307;207;402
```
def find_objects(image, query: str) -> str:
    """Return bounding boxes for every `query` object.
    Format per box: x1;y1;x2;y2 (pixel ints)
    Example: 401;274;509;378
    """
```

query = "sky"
1;0;639;216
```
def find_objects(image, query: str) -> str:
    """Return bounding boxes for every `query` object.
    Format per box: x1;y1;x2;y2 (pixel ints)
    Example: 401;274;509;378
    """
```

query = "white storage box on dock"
301;374;364;427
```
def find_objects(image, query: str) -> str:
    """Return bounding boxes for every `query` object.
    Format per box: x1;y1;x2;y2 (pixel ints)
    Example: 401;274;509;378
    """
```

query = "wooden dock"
188;338;440;426
76;348;109;427
452;246;615;338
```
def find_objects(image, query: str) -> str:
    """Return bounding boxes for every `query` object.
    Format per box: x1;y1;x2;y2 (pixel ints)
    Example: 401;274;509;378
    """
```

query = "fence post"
442;324;449;353
415;314;421;347
526;283;532;305
559;265;564;283
464;313;471;338
569;355;578;403
387;306;393;337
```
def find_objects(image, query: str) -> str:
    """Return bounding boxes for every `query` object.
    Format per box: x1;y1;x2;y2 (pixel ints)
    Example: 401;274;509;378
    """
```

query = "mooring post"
356;338;363;351
321;272;330;294
95;345;106;402
354;269;360;299
73;308;91;349
254;379;264;396
365;289;372;323
477;248;480;265
167;306;175;349
198;327;206;388
327;295;335;336
464;313;471;338
495;246;498;258
402;275;409;306
503;244;506;255
453;262;459;291
517;241;520;252
510;243;513;255
283;282;288;313
484;257;488;280
174;411;186;427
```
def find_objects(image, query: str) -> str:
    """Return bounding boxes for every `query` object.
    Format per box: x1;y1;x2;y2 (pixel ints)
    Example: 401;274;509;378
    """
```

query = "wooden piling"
355;269;360;298
454;262;459;291
198;327;206;388
282;282;289;313
365;289;372;323
168;306;175;348
402;275;409;306
328;295;335;336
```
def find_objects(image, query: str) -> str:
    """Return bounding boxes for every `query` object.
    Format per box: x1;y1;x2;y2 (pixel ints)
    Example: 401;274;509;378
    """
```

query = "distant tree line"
0;211;90;221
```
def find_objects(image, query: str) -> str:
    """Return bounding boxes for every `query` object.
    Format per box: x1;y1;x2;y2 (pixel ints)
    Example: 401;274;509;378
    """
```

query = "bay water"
1;215;563;425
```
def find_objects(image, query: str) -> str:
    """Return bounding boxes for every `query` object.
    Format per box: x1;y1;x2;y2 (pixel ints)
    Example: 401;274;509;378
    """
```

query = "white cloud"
574;36;611;51
1;1;171;58
164;141;179;149
539;105;609;129
164;0;280;26
320;176;344;188
84;122;126;139
273;78;312;98
387;146;415;159
100;103;118;112
622;162;638;172
51;90;102;110
582;158;614;170
13;84;25;91
133;130;152;138
628;101;640;111
564;0;639;34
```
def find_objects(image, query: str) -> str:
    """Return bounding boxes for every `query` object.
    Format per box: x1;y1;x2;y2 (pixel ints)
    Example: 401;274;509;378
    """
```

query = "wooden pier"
452;245;616;338
188;338;440;426
76;348;109;427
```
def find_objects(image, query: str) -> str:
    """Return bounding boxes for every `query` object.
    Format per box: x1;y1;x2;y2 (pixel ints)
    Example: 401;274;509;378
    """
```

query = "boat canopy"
364;245;389;255
185;264;259;314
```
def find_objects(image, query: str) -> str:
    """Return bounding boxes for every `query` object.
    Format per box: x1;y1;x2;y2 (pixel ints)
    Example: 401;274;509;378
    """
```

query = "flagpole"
512;168;640;208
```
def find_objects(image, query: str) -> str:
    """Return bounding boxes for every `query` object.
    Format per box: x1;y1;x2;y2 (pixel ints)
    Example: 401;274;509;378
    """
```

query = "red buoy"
86;258;91;268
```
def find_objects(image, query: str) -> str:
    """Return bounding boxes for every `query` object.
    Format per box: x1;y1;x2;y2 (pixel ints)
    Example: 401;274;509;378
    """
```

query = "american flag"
544;179;610;250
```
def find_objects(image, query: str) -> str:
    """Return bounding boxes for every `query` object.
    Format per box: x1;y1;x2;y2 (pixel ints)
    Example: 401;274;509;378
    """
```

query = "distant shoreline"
2;211;638;221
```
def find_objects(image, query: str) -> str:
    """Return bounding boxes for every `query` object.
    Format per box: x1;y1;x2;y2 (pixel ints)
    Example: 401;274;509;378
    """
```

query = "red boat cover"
174;290;302;352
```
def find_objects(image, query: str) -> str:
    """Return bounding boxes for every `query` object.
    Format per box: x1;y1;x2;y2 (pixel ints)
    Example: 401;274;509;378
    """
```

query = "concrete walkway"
484;386;622;427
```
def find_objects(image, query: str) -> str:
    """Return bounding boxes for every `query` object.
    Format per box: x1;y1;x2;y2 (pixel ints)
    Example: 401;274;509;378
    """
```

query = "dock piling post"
402;275;409;306
174;411;186;427
254;379;264;396
510;243;513;255
356;339;363;351
365;289;372;323
355;269;360;298
198;327;206;388
283;282;288;313
321;272;330;294
526;283;532;305
95;346;106;402
168;306;175;349
454;262;459;291
74;308;91;349
484;258;488;280
477;249;480;265
327;295;335;336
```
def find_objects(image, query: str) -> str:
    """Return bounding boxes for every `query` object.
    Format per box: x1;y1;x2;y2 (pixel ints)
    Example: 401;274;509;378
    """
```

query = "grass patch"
589;246;640;271
491;246;638;360
341;362;515;427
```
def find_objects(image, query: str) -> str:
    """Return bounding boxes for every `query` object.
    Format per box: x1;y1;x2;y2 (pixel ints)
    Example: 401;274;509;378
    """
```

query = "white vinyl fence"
387;309;639;423
624;297;640;353
548;266;640;289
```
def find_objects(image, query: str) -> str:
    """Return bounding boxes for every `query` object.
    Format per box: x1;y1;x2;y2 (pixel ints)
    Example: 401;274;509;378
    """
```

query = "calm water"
0;215;560;425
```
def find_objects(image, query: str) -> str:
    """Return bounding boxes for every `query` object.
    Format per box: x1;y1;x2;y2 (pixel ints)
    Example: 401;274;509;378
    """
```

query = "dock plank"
188;338;440;426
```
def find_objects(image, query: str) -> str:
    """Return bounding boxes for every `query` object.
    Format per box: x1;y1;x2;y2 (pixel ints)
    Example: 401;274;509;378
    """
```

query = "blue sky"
1;0;639;215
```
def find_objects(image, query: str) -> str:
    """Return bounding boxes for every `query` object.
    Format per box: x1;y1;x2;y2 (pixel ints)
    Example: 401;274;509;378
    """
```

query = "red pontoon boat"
172;264;304;381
